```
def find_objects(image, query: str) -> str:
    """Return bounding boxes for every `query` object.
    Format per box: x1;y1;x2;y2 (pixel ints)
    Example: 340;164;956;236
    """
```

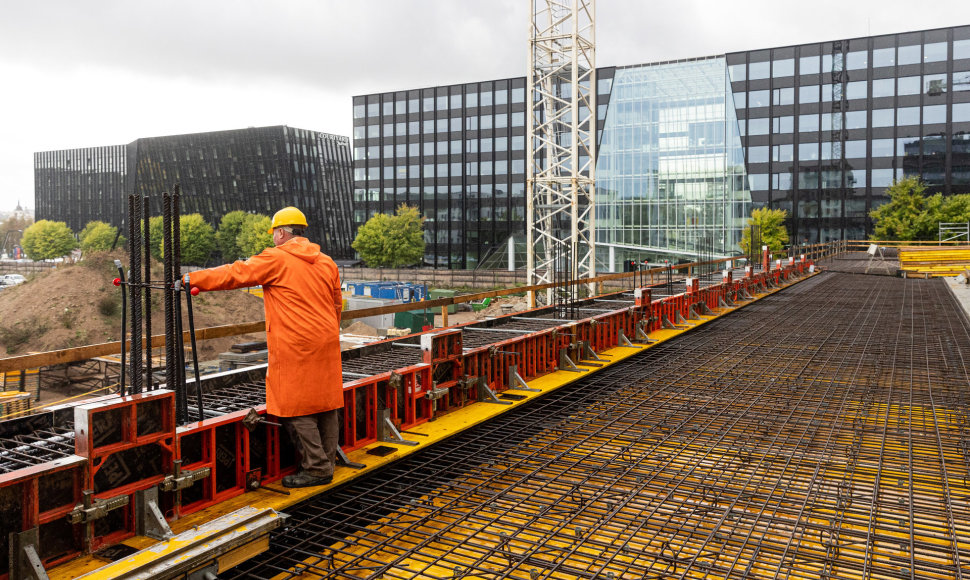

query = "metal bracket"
698;301;715;316
336;447;365;469
617;328;636;347
136;487;174;540
470;376;512;405
635;321;656;343
161;460;211;493
507;364;539;391
675;310;689;324
378;408;418;446
661;313;676;329
242;407;282;432
687;305;701;321
582;341;605;362
718;295;735;309
558;348;587;372
9;528;48;580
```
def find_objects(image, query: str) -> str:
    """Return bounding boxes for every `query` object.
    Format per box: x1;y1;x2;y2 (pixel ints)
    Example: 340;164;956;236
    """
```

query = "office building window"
799;55;820;75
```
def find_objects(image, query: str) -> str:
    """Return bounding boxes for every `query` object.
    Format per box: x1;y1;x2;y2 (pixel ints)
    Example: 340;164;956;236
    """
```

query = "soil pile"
0;250;267;359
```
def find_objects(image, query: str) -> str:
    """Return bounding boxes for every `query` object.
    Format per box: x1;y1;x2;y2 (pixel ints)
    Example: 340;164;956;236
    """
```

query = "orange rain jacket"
188;237;343;417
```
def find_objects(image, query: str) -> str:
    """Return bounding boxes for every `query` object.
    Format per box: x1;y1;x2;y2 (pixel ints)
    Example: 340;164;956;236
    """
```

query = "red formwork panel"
341;377;379;452
421;331;465;412
174;406;290;518
73;390;176;550
385;363;432;431
0;456;86;576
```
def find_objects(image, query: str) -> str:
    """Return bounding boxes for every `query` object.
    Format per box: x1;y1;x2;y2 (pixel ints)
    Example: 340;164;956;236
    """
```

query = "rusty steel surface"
222;272;970;579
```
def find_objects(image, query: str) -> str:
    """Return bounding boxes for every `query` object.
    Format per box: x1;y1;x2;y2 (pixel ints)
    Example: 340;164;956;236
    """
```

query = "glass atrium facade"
35;126;356;260
596;58;750;268
354;24;970;269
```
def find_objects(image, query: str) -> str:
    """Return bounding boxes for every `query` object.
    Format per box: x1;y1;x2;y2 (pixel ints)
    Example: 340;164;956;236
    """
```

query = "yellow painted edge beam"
47;272;815;579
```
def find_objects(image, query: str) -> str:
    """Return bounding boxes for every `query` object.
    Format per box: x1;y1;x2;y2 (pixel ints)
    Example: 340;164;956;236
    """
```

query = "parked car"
1;274;26;286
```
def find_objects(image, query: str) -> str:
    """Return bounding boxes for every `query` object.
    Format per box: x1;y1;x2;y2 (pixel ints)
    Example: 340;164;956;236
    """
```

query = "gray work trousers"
283;409;340;478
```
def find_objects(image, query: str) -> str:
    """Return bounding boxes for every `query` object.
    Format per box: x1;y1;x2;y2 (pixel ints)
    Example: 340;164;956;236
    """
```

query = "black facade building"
354;24;970;269
35;126;356;259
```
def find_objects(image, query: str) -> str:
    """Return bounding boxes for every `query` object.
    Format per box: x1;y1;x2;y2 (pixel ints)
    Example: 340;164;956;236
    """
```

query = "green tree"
216;210;255;261
352;204;426;268
0;213;33;254
236;215;273;258
173;214;216;266
739;208;790;256
79;221;124;253
21;220;77;260
869;177;940;241
143;215;165;261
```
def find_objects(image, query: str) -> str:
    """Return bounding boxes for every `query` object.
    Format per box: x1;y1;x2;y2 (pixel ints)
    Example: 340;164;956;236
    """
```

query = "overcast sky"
0;1;965;215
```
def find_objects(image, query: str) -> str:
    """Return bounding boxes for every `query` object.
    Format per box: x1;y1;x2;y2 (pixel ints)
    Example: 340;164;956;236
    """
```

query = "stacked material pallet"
898;245;970;277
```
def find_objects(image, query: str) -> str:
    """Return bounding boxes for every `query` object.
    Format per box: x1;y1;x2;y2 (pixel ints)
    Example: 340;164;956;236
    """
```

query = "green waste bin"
394;309;434;334
428;289;457;314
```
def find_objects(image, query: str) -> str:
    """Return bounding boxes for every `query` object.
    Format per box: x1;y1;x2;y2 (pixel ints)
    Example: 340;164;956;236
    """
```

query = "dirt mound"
0;250;266;359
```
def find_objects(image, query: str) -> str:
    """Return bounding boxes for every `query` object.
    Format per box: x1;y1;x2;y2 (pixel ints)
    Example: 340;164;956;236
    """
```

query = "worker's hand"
174;275;188;292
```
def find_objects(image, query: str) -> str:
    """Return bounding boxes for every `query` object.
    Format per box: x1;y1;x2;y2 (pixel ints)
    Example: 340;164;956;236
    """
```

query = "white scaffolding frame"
527;0;596;305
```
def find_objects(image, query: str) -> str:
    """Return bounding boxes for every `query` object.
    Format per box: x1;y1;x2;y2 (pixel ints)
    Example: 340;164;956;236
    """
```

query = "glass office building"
35;126;356;260
355;24;970;270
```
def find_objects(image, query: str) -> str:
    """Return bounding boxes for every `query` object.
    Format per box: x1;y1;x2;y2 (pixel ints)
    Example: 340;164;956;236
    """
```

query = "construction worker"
184;207;343;488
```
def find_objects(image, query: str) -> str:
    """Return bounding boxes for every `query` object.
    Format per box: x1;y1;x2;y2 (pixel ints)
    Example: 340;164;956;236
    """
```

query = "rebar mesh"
224;272;970;579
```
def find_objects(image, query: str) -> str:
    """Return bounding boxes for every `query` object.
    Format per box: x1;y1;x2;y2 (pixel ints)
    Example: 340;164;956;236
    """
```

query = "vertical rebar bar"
143;196;152;390
128;194;143;394
163;191;178;416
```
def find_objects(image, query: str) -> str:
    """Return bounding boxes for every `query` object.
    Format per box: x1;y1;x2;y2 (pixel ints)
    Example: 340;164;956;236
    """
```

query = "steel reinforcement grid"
223;272;970;579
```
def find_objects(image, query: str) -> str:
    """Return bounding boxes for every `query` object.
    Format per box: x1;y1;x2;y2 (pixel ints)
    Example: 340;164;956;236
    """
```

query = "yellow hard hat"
268;206;308;234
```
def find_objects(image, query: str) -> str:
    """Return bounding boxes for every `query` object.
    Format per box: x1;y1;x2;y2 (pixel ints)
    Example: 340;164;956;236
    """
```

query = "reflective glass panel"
897;106;920;125
849;169;867;188
749;118;769;135
773;58;794;77
799;114;819;132
728;64;746;82
733;92;746;108
749;146;769;163
799;142;819;160
749;61;770;80
799;85;819;103
846;81;867;100
800;55;820;75
353;104;365;119
898;76;920;95
924;73;947;95
749;90;770;108
773;87;794;106
749;174;769;190
898;45;921;65
846;51;868;70
872;78;894;98
956;70;970;92
844;140;866;158
955;103;970;122
872;108;894;127
773;143;793;162
897;136;920;156
924;42;947;62
956;40;970;60
924;104;946;124
772;116;793;133
845;111;867;129
872;47;895;68
871;168;894;187
871;138;894;157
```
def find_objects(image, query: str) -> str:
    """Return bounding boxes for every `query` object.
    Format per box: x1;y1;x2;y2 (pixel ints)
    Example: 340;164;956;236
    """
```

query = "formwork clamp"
68;490;130;525
135;486;174;541
507;363;539;392
161;461;210;493
466;375;512;405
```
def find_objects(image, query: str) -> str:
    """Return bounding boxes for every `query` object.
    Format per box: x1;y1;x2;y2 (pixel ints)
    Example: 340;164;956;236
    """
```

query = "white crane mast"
527;0;596;305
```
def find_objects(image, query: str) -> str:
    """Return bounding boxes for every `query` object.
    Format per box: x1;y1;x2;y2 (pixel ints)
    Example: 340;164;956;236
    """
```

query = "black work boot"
282;471;333;488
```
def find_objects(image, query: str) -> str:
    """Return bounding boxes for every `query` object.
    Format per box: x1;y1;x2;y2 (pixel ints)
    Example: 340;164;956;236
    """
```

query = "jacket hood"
277;237;322;263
